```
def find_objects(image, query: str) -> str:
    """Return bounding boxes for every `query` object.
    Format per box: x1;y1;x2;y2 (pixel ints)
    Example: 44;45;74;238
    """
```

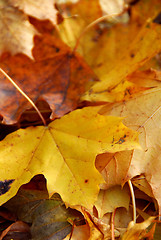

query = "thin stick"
128;180;136;223
111;209;116;240
136;202;151;220
0;68;46;126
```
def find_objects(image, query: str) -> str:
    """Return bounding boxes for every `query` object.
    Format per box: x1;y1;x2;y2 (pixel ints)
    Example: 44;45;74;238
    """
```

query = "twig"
128;179;136;223
111;209;116;240
0;68;47;126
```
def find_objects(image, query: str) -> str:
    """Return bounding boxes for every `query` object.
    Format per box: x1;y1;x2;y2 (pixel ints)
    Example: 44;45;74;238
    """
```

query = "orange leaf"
0;34;97;124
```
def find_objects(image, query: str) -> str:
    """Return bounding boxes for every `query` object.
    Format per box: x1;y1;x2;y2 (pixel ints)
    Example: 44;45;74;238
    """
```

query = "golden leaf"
0;107;140;209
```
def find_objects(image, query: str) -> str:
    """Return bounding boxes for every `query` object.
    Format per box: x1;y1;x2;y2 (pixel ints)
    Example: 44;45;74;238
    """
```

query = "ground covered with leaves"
0;0;161;239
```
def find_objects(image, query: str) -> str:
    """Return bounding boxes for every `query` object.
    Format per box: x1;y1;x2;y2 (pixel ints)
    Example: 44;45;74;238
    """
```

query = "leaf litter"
0;0;161;239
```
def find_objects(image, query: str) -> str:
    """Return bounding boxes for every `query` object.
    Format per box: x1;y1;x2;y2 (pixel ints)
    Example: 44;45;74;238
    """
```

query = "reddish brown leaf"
0;34;98;124
0;221;30;240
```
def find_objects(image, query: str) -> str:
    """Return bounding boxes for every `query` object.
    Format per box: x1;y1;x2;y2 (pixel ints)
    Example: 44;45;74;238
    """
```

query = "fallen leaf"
82;20;161;102
0;0;38;58
122;217;155;240
95;185;130;218
0;107;140;208
57;0;102;49
99;70;161;214
0;34;97;124
95;151;133;189
0;221;30;240
4;189;84;240
59;0;161;84
9;0;58;25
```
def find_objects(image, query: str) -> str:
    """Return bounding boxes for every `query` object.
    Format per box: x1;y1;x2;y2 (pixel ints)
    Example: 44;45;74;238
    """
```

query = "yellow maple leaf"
82;20;161;102
0;107;140;209
0;0;38;58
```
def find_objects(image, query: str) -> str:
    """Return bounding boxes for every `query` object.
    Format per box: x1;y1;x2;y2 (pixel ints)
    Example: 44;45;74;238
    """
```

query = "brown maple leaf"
0;34;98;124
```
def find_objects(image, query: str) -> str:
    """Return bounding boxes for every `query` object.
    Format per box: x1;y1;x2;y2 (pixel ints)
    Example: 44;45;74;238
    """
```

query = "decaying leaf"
0;107;140;208
0;221;30;240
0;0;37;58
0;0;160;238
9;0;58;25
4;188;84;240
0;34;97;124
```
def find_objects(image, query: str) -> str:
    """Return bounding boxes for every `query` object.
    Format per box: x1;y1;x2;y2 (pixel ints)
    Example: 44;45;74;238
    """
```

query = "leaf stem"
0;68;47;126
128;179;136;223
111;209;116;240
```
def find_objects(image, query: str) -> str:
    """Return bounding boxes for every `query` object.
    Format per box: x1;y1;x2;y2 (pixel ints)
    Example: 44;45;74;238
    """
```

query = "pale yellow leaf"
99;71;161;213
0;0;37;58
9;0;58;25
